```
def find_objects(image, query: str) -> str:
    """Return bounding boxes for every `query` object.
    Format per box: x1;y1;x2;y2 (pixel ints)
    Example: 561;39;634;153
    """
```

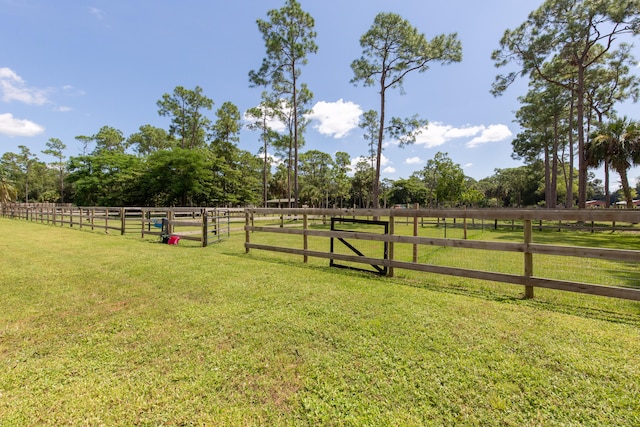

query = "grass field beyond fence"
246;208;640;302
1;218;639;426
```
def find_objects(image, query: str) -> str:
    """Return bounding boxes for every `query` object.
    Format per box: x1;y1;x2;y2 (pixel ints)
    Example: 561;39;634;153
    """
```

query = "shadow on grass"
518;298;640;327
612;264;640;290
397;274;640;327
226;250;640;327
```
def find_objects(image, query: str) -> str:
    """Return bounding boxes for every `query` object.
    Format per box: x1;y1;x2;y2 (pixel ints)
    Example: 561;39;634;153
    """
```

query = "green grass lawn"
1;218;639;426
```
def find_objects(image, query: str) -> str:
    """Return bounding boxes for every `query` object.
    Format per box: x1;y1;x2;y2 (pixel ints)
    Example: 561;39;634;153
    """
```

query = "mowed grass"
1;218;639;426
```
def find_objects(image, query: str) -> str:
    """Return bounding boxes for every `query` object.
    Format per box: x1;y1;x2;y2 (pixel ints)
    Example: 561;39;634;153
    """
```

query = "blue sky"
1;0;638;185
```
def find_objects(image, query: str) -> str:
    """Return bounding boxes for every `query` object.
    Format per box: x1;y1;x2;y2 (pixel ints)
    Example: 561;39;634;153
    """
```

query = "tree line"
493;0;640;208
1;0;639;208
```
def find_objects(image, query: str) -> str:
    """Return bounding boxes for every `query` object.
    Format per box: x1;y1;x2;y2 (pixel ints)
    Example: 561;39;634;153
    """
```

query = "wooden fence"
0;203;242;247
244;207;640;302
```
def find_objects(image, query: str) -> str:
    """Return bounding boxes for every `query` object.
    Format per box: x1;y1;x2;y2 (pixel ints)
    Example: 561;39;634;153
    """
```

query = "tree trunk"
292;65;299;209
551;114;559;208
567;93;575;208
577;64;587;208
544;139;551;207
263;121;268;208
373;78;386;210
619;170;634;209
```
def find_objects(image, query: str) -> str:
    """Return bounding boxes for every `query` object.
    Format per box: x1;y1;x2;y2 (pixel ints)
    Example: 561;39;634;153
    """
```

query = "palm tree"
588;118;640;209
0;175;17;204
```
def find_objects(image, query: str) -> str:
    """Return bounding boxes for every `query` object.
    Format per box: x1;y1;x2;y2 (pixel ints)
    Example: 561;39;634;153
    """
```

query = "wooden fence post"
463;216;468;240
303;212;308;263
524;219;534;299
91;208;95;231
245;211;251;254
413;203;419;263
202;208;208;247
141;209;147;238
388;209;395;278
167;210;174;235
120;208;126;235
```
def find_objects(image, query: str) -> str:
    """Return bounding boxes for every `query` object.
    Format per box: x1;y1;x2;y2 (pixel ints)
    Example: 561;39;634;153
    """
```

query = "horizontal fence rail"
1;203;240;247
244;208;640;302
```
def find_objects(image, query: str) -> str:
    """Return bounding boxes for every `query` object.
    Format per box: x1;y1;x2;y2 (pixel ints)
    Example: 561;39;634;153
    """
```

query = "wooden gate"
329;217;389;275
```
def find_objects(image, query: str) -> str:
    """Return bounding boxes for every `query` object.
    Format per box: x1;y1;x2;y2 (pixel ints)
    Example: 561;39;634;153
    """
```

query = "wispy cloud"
404;156;423;165
0;67;51;105
0;113;45;137
89;7;105;20
307;99;362;138
62;85;86;97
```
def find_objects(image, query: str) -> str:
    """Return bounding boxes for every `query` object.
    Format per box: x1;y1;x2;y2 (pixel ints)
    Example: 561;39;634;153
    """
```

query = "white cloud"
382;166;396;174
414;122;451;147
307;99;362;138
404;156;423;165
0;113;45;137
0;67;50;105
415;122;484;148
266;117;286;133
466;124;513;147
445;125;485;139
463;163;473;170
0;68;19;80
413;121;512;149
